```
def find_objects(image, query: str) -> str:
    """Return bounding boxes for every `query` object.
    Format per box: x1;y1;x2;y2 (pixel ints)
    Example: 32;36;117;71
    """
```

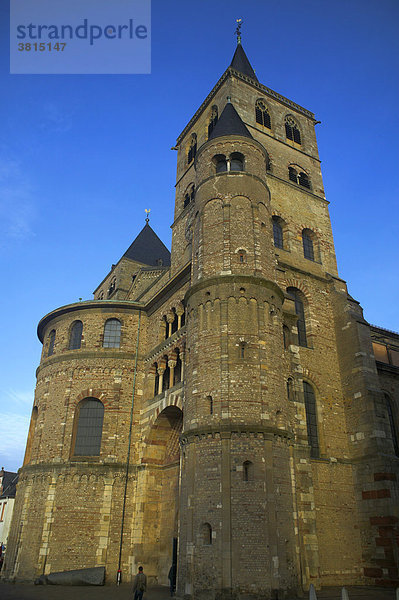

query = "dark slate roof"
123;223;171;267
0;470;18;498
230;44;258;81
208;102;253;141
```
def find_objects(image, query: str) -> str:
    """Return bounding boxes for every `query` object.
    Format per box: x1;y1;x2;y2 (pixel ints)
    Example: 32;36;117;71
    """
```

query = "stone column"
157;367;165;395
168;360;177;388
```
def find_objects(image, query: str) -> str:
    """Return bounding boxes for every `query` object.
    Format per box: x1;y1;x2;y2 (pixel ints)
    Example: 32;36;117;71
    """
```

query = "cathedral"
3;38;399;598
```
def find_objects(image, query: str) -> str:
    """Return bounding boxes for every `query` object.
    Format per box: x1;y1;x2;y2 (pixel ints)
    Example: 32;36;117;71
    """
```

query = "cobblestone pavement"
0;584;397;600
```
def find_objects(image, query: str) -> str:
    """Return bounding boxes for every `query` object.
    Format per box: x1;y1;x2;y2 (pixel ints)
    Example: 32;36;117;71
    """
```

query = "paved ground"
0;583;397;599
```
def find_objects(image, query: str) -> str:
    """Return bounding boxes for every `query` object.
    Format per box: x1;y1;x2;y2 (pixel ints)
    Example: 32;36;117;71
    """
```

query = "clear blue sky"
1;0;398;471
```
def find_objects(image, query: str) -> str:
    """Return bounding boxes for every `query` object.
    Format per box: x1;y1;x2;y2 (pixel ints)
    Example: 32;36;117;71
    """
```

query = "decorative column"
168;359;177;389
157;367;165;395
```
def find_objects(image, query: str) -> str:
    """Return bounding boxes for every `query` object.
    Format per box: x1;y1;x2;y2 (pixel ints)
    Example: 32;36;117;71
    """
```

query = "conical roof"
230;44;258;81
123;222;171;267
208;101;253;141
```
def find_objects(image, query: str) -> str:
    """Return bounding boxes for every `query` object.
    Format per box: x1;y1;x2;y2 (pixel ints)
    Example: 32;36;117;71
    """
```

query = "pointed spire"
230;44;258;82
123;222;171;267
208;100;253;141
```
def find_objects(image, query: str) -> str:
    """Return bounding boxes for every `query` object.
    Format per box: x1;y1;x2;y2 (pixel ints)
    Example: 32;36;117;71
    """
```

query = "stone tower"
3;40;398;598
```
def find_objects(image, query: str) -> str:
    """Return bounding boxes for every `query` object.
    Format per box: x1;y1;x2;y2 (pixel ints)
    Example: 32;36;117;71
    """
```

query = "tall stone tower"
3;39;398;599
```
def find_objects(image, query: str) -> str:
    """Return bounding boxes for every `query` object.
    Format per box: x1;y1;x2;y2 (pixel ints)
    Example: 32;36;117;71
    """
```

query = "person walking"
132;566;147;600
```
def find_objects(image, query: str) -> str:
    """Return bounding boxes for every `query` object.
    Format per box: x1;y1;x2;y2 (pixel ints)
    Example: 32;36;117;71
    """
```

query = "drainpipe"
117;309;141;584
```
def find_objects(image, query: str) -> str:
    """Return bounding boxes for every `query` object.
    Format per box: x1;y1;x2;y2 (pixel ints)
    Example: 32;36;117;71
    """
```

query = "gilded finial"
145;208;151;223
235;18;242;45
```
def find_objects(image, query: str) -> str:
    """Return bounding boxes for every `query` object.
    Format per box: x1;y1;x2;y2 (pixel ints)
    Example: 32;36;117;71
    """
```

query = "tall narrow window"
73;398;104;456
208;106;218;137
303;382;319;458
385;394;399;456
47;330;56;357
287;287;307;347
184;185;195;208
243;460;253;482
188;134;197;163
207;395;213;415
272;217;284;249
285;118;301;144
255;99;271;129
201;522;212;545
103;318;121;348
69;320;83;350
302;230;315;261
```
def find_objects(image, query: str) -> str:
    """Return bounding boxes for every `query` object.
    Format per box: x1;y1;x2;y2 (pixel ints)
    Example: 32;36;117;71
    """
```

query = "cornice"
180;423;294;444
185;274;284;304
36;350;138;377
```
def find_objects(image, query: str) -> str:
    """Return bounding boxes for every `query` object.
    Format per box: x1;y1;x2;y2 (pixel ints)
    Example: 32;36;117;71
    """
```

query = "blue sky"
0;0;398;471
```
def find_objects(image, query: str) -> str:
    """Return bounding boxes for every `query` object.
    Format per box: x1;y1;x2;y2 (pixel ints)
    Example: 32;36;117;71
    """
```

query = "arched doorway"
140;406;183;584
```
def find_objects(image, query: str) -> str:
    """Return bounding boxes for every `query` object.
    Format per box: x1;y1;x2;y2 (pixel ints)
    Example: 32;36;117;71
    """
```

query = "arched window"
201;522;212;545
385;394;399;456
303;382;319;458
298;172;311;189
184;184;195;208
285;117;301;144
47;330;56;357
180;310;186;327
230;152;244;172
302;229;315;261
188;134;197;163
98;291;104;300
255;99;271;129
272;216;284;249
208;105;218;137
243;460;253;482
69;320;83;350
239;342;246;359
103;318;121;348
238;249;246;264
287;287;307;347
214;153;227;173
73;398;104;456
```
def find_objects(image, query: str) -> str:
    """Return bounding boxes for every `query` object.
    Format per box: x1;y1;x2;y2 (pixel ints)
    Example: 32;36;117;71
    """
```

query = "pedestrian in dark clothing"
168;564;176;596
132;566;147;600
